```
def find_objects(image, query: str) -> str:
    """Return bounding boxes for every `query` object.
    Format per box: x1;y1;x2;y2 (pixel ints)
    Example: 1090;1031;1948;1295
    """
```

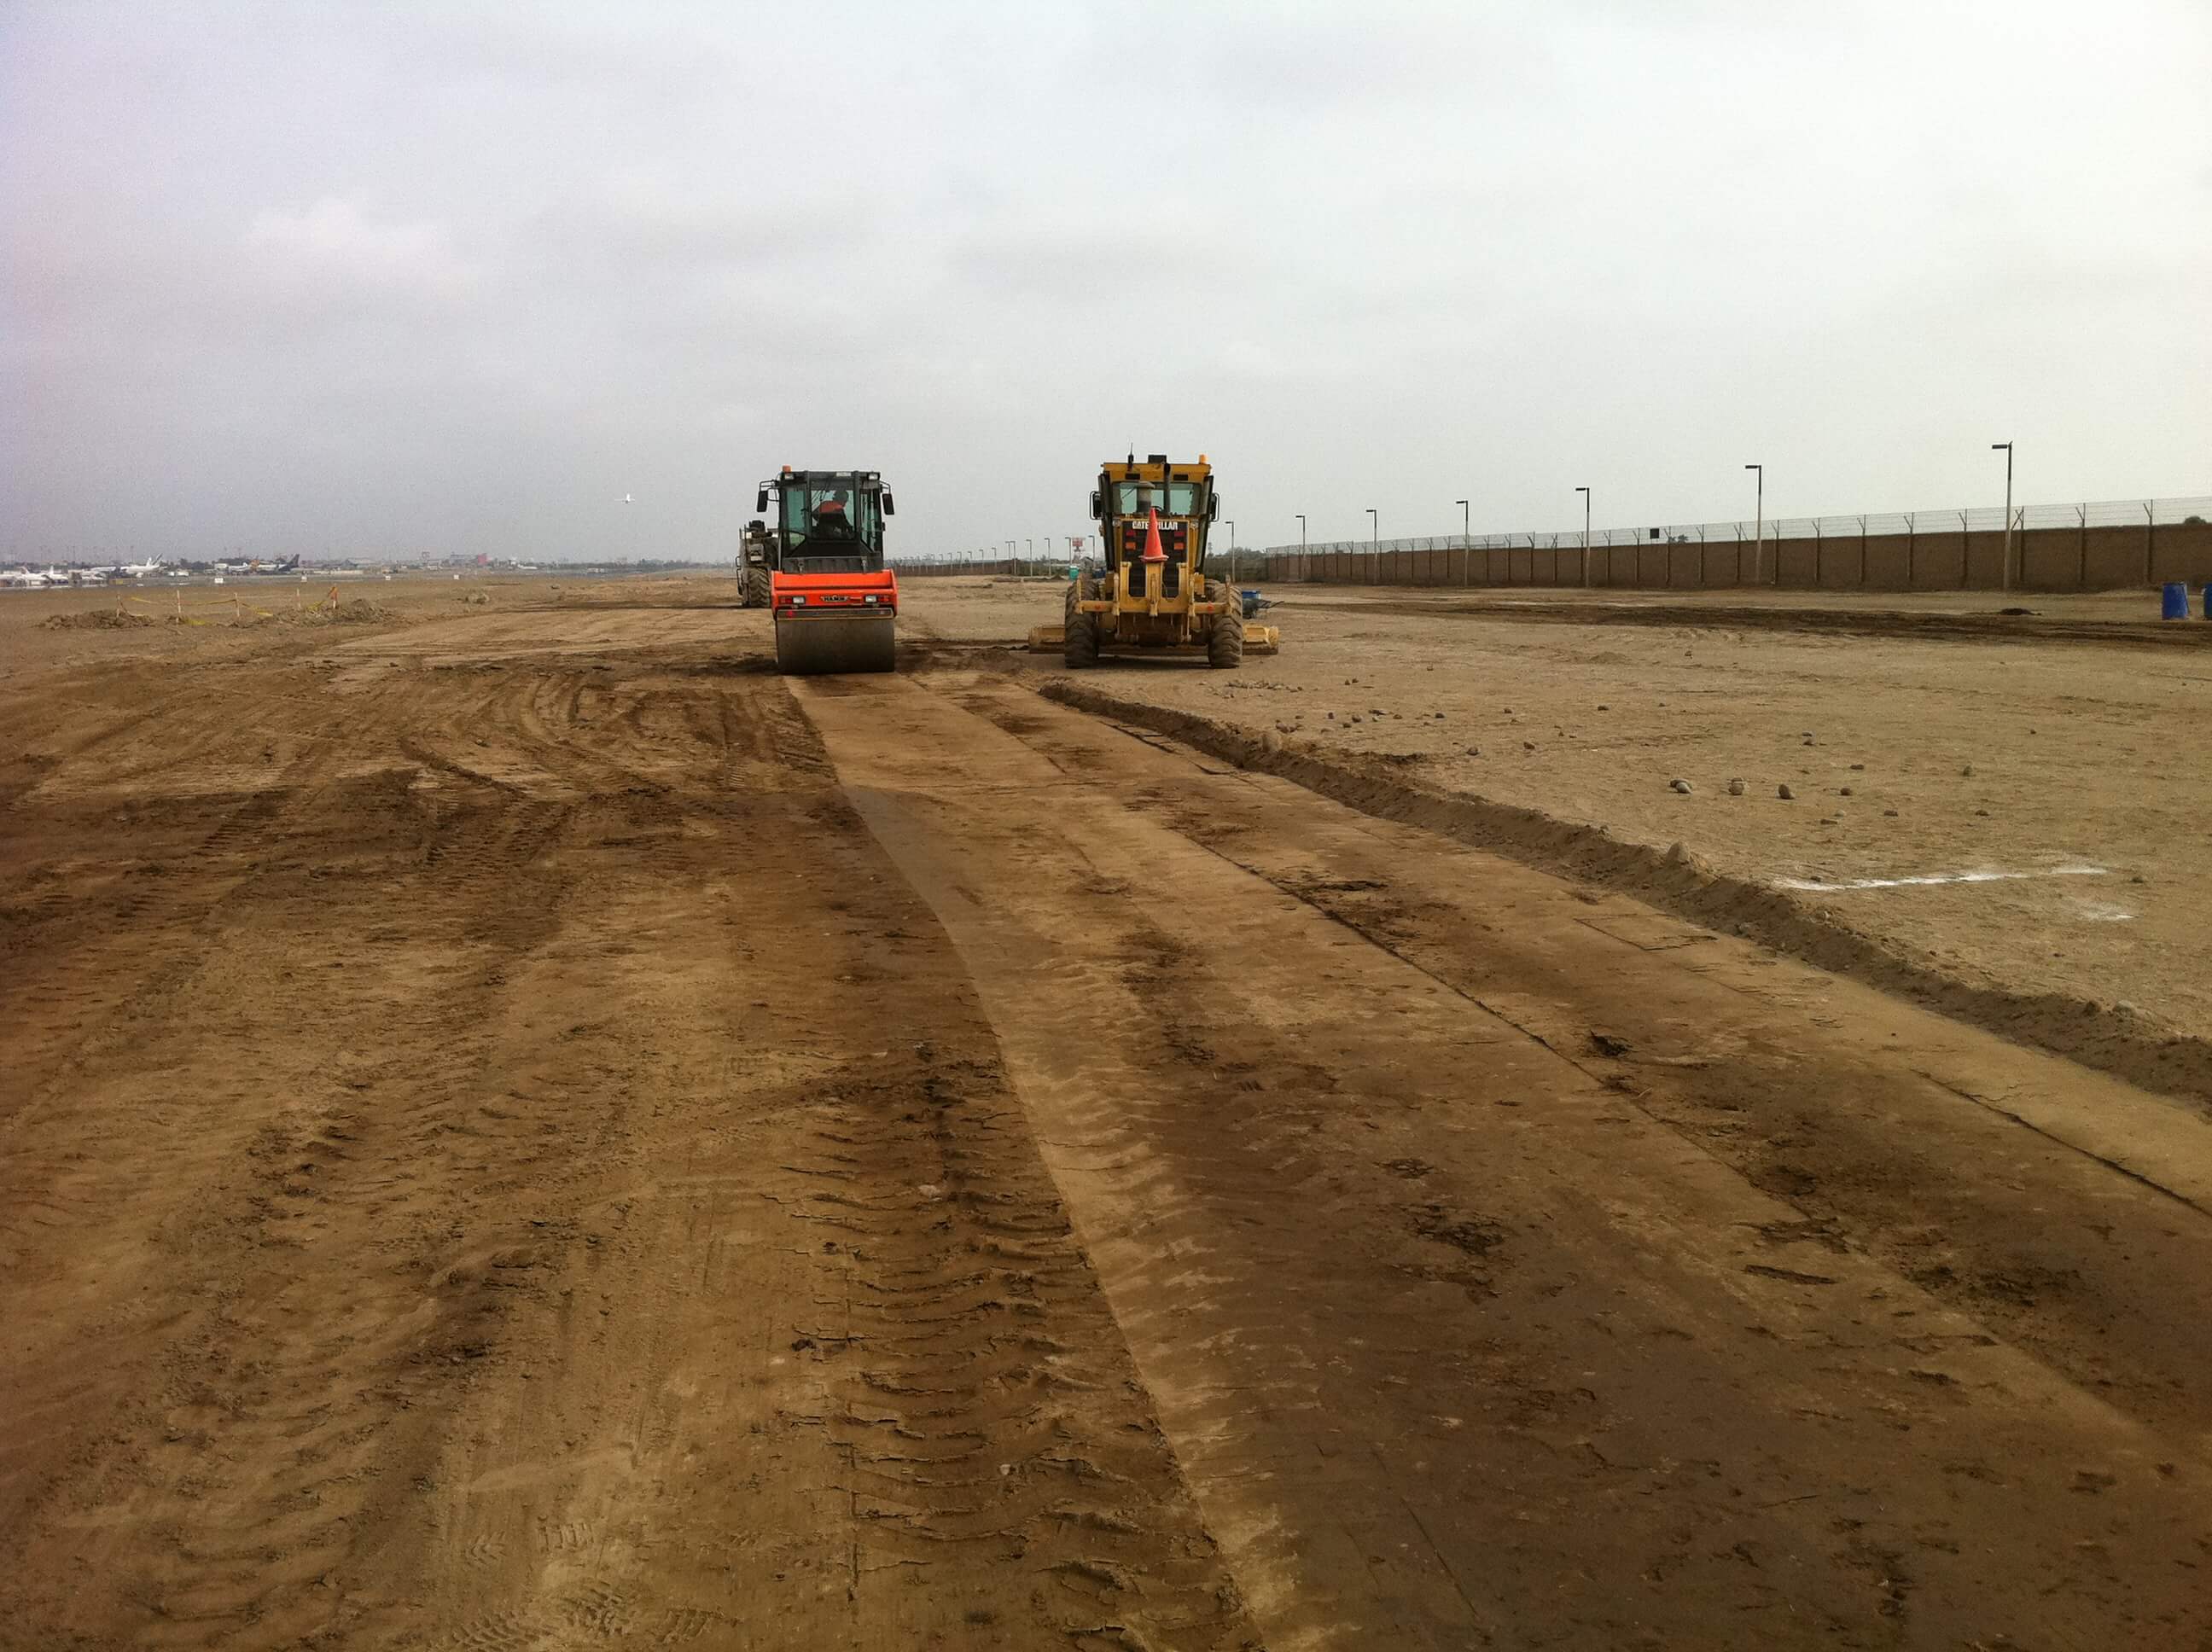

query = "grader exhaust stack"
1031;454;1278;667
753;467;899;674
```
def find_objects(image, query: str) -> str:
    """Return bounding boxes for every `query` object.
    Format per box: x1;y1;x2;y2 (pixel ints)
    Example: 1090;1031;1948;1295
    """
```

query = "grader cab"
1041;454;1278;669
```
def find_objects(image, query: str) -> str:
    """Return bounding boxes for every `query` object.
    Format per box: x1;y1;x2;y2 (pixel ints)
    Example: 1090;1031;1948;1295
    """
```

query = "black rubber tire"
1206;578;1244;669
1063;576;1099;669
742;565;771;609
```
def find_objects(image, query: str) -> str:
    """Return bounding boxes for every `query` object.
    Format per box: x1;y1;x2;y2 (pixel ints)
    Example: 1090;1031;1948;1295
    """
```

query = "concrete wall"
1253;518;2212;593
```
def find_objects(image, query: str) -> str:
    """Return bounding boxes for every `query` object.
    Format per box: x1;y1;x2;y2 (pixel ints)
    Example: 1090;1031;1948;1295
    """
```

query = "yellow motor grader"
1032;454;1278;668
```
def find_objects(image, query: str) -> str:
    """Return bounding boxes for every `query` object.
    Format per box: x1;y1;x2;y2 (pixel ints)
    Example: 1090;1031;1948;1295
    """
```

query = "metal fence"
1265;495;2212;557
888;495;2210;590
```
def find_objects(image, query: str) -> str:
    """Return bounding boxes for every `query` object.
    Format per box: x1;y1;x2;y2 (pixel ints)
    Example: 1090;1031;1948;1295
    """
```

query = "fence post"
1812;519;1822;589
1906;511;1916;588
2145;502;2155;584
2077;504;2087;590
1857;515;1868;587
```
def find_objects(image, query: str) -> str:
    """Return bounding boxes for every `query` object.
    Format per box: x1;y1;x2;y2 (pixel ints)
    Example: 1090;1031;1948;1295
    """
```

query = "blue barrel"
2163;582;2188;620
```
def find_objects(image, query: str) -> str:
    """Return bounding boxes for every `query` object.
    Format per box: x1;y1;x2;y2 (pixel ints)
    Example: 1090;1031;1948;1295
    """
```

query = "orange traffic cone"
1141;505;1167;561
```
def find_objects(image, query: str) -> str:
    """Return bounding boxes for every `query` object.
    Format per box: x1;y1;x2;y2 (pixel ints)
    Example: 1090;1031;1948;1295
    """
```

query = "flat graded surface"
908;576;2212;1048
5;581;2212;1649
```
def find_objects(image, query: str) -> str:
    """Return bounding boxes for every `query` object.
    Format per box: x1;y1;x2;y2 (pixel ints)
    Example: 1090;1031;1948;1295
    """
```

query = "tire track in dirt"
982;683;2212;1449
3;759;582;1643
1039;678;2212;1106
2;619;1256;1650
0;666;418;1134
800;672;2212;1651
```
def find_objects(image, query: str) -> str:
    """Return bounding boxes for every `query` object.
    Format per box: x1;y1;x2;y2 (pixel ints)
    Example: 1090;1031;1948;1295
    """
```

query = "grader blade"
1029;622;1277;656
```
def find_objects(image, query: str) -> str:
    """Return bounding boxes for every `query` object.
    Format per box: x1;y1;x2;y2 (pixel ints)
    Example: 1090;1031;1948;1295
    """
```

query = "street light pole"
1575;487;1592;588
1296;514;1307;553
1744;464;1764;586
1456;498;1470;587
1222;521;1235;585
1992;442;2014;592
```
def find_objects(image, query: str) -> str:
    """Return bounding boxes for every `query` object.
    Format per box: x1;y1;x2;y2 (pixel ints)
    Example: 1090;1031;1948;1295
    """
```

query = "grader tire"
742;565;771;609
1207;579;1244;669
1063;577;1100;669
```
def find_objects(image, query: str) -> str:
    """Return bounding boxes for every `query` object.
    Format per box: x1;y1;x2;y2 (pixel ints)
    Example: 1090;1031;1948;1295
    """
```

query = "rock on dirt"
1670;778;1694;794
1778;783;1796;800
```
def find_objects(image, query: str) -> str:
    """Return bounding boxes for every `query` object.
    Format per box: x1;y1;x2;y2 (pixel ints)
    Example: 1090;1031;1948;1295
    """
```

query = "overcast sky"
3;1;2206;561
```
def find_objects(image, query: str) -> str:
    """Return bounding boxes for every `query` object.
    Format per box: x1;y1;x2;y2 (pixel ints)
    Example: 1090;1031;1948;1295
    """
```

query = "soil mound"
332;600;399;624
41;610;154;631
232;599;403;629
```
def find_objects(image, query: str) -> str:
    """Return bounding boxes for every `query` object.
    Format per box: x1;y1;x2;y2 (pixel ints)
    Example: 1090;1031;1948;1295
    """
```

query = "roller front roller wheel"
774;613;895;675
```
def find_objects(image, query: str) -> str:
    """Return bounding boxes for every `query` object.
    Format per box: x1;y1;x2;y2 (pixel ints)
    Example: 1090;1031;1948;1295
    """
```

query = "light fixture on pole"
1456;498;1470;587
1744;464;1763;586
1992;442;2014;592
1575;487;1592;588
1366;508;1377;550
1296;514;1307;551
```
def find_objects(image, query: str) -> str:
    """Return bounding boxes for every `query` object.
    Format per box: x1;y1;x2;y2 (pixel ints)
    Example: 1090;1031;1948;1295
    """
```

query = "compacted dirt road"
4;589;2211;1649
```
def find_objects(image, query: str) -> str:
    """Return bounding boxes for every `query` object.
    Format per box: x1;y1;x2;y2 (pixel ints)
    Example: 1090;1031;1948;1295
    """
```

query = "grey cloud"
2;0;2205;562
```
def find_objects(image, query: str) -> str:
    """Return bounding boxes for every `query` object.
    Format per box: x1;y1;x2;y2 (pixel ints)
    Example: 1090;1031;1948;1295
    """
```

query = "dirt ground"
911;577;2212;1073
5;574;2212;1649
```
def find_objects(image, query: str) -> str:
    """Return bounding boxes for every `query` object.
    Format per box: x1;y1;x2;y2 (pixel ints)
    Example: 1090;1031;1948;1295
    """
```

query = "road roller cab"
754;467;898;673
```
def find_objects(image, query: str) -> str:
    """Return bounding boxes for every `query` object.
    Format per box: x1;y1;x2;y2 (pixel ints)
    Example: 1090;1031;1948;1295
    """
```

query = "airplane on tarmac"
91;556;168;579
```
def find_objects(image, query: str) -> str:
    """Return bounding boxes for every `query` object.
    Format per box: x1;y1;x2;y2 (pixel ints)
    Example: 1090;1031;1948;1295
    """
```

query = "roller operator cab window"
1114;480;1201;516
783;485;881;548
